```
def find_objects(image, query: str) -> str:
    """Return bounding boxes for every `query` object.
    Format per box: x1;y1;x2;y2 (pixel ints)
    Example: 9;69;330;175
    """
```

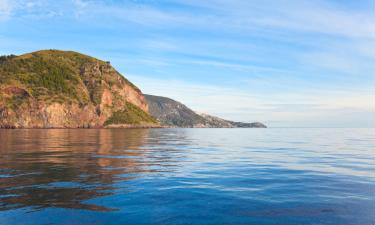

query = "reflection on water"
0;128;375;225
0;129;157;211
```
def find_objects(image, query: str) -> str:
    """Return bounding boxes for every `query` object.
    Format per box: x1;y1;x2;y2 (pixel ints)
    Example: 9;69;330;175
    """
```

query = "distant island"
0;50;266;128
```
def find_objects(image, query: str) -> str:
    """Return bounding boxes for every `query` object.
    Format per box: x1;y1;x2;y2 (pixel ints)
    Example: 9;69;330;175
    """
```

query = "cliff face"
0;50;158;128
145;94;266;128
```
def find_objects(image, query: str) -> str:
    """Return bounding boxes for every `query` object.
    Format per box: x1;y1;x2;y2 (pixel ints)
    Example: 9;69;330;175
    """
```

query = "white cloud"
169;0;375;39
301;52;359;74
252;4;375;39
0;0;13;21
0;0;67;20
72;0;88;8
72;0;94;17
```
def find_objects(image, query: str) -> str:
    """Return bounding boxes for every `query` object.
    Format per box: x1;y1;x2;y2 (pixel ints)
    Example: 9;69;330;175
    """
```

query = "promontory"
0;50;158;128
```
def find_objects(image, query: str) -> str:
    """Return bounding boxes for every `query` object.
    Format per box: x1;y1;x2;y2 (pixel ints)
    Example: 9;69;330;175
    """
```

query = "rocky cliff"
0;50;158;128
145;94;266;128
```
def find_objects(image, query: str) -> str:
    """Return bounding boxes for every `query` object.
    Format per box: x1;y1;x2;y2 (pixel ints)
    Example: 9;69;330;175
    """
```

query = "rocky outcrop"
145;94;266;128
0;50;158;128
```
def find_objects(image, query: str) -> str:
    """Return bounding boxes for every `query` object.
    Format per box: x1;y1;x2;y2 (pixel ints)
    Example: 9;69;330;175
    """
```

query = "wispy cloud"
169;0;375;39
0;0;66;19
127;74;375;127
0;0;13;21
65;0;375;75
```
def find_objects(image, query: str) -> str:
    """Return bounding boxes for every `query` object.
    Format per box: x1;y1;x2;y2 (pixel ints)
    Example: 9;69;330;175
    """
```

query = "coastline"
0;125;269;129
0;124;165;129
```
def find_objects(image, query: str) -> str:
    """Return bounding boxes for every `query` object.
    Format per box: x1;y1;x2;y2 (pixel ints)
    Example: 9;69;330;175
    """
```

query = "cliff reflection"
0;129;159;211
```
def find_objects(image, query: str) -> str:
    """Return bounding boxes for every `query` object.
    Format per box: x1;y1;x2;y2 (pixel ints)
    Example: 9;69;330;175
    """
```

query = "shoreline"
0;125;166;129
0;126;267;129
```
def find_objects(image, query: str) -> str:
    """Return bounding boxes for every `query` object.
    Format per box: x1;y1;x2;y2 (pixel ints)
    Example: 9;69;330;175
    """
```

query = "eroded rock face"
0;50;155;128
0;88;104;128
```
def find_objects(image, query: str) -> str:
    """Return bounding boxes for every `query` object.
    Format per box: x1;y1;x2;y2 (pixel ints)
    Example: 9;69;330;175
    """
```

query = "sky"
1;0;375;127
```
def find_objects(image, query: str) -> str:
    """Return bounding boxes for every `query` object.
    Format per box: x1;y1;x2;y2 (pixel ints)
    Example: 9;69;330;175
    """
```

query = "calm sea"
0;128;375;225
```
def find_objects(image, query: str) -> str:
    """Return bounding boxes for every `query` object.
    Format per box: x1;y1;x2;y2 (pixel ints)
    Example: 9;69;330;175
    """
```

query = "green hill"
0;50;158;128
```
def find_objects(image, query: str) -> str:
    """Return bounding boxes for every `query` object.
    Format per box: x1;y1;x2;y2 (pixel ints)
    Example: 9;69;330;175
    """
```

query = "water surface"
0;128;375;224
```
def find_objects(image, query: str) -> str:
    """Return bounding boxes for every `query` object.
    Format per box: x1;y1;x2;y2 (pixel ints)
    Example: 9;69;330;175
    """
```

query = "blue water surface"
0;128;375;225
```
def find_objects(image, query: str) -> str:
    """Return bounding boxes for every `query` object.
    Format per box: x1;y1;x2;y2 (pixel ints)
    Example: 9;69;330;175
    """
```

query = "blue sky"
1;0;375;127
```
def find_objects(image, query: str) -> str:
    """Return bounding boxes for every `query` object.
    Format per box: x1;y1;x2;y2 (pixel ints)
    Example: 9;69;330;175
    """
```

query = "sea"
0;128;374;225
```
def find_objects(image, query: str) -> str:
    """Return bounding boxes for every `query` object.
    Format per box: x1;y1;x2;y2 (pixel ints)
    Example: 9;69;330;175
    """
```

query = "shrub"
104;102;158;125
0;55;16;63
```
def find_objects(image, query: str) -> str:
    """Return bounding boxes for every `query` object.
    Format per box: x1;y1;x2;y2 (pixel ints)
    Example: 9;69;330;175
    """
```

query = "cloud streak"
127;74;375;127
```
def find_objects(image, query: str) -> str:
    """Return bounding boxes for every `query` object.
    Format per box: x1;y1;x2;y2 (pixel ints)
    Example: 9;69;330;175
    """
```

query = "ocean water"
0;128;375;225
